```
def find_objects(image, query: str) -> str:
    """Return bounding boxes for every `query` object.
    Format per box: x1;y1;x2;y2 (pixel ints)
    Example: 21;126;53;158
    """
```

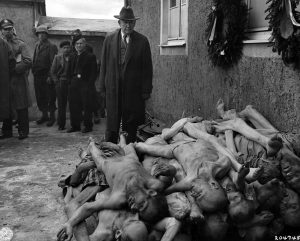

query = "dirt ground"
0;119;106;241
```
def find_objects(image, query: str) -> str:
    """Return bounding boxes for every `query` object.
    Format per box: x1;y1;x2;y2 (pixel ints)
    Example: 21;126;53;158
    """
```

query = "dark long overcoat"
7;37;32;110
0;38;15;120
99;29;153;134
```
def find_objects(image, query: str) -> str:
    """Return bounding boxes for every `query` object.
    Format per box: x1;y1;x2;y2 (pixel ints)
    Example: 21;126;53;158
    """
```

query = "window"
244;0;271;43
160;0;188;55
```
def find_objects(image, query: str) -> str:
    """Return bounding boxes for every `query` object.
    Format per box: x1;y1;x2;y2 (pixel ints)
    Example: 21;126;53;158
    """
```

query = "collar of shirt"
121;31;130;44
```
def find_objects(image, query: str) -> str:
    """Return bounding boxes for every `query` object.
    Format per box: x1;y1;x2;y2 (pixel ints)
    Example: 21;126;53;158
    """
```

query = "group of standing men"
0;5;153;144
0;20;102;139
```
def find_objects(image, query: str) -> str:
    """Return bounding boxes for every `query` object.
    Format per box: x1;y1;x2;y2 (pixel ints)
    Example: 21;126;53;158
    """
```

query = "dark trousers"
2;108;29;136
55;80;68;128
68;79;93;129
105;110;142;144
34;74;56;113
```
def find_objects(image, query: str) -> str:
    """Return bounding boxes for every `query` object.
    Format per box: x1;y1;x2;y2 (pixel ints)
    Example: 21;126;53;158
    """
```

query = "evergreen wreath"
206;0;248;68
266;0;300;67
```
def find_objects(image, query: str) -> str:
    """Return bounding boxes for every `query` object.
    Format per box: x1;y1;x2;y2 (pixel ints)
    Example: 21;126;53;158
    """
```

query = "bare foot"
188;116;203;123
267;135;283;157
87;137;97;155
216;99;225;118
238;105;254;119
235;164;250;191
246;166;264;183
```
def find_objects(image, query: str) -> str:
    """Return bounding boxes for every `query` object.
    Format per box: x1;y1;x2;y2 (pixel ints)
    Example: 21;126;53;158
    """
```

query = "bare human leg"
64;185;101;241
239;105;278;131
183;122;262;182
214;118;282;157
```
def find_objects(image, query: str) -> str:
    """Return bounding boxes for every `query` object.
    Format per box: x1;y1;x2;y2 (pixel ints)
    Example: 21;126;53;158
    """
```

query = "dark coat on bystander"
99;29;153;135
0;38;16;120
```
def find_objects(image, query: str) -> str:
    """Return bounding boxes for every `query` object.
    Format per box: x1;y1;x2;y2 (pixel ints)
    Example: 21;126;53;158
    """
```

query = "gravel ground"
0;119;106;241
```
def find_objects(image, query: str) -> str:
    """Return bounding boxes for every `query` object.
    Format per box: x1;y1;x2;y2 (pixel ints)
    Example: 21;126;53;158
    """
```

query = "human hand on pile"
57;222;73;241
46;77;53;84
153;163;172;177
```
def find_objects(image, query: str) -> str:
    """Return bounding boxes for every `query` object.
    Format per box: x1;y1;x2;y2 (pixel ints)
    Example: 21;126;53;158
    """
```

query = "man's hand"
57;223;73;241
46;77;53;84
153;162;175;177
142;93;150;100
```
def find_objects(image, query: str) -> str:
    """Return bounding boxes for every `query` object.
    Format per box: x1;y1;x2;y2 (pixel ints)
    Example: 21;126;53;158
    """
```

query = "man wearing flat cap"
32;25;58;127
0;19;31;140
99;6;153;144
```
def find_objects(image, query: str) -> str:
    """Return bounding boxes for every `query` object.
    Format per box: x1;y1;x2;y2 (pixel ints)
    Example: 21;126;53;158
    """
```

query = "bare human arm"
57;192;126;241
152;217;181;241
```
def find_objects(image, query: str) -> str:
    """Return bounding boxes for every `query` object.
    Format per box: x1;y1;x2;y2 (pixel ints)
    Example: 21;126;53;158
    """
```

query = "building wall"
132;0;300;133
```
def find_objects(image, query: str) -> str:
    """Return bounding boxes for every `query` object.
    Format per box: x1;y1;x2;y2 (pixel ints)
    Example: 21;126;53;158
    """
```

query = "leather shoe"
67;127;81;133
46;119;55;127
82;127;92;133
18;134;28;140
36;116;49;125
0;133;13;139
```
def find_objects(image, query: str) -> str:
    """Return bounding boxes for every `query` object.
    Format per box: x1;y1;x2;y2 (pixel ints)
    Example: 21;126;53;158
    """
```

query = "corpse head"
280;187;300;227
257;159;281;184
98;141;126;157
227;189;255;223
115;219;148;241
127;184;169;224
255;179;284;212
280;148;300;193
191;176;227;212
201;212;229;241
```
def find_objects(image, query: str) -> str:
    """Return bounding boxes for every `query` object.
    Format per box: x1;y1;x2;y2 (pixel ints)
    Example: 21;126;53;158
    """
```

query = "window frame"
243;0;271;43
160;0;188;55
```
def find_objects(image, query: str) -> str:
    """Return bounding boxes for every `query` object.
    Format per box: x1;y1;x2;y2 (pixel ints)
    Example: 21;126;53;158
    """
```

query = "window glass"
169;5;180;38
247;0;268;29
181;3;187;38
170;0;177;8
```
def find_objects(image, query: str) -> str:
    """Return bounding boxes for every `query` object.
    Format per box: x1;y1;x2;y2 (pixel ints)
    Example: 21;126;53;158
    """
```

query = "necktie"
123;35;128;47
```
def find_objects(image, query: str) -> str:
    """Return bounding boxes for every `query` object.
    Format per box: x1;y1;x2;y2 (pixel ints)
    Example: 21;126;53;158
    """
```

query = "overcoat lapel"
111;30;121;86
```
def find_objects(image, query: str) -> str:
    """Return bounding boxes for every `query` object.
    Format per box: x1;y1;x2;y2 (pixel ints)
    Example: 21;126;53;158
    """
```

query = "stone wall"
132;0;300;134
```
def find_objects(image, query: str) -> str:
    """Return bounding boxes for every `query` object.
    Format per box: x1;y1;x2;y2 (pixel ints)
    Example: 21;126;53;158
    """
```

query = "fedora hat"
114;6;140;21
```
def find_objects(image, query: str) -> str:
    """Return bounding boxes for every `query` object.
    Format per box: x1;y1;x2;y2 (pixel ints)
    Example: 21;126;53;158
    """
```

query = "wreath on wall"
206;0;248;68
266;0;300;68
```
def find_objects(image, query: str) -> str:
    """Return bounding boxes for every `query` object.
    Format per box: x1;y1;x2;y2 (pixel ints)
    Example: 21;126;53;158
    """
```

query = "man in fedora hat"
32;25;58;126
99;6;153;144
